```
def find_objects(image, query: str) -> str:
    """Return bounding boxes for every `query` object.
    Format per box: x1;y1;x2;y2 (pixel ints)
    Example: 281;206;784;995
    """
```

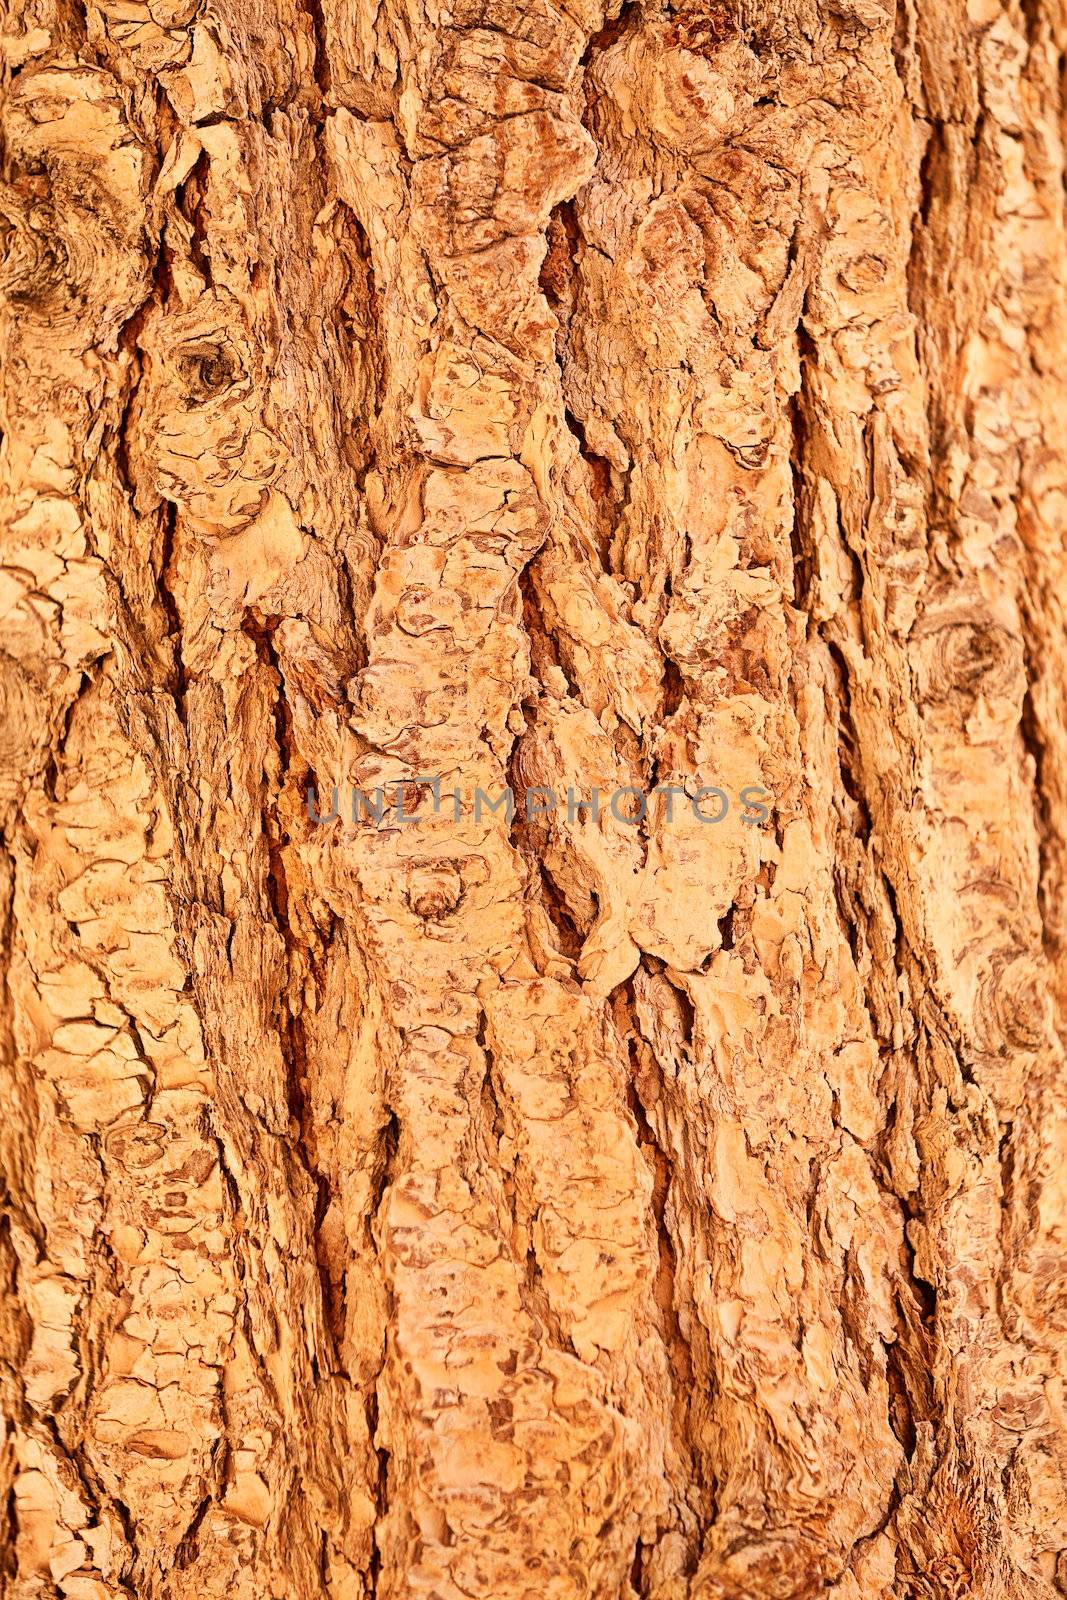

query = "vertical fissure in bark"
621;970;716;1573
787;383;815;616
303;0;333;99
580;2;641;68
622;994;696;1390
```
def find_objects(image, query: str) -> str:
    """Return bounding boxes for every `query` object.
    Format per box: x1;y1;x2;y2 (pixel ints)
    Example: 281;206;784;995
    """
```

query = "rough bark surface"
3;0;1067;1595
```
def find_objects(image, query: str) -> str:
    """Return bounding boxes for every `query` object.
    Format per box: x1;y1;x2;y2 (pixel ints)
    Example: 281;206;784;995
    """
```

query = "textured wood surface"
4;0;1067;1595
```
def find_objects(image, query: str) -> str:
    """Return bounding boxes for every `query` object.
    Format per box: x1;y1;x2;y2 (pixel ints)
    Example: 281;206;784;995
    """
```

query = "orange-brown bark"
3;0;1067;1596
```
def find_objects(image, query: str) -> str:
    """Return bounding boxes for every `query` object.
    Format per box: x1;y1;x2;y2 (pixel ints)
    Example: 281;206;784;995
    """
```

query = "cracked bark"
4;0;1067;1596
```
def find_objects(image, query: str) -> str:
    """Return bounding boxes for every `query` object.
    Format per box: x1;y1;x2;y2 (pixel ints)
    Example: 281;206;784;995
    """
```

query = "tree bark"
3;0;1067;1595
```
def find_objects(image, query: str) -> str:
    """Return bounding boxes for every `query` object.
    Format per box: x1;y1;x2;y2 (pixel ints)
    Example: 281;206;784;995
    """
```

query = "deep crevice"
580;1;640;67
787;326;818;615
